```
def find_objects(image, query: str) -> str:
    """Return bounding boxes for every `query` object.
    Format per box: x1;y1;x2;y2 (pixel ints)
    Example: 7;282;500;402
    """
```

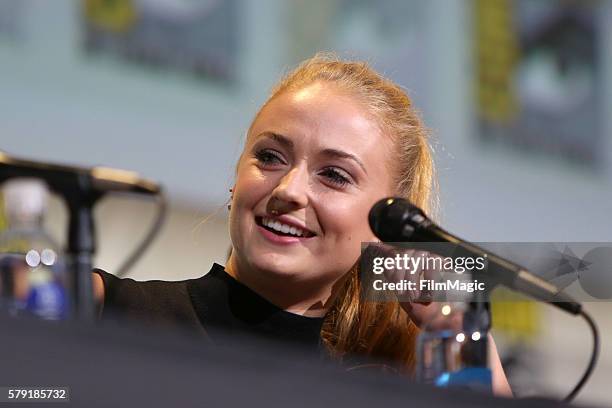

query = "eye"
319;167;352;188
255;149;285;166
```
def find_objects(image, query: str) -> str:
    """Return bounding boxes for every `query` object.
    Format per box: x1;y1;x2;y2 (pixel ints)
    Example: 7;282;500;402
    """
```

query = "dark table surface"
0;315;574;408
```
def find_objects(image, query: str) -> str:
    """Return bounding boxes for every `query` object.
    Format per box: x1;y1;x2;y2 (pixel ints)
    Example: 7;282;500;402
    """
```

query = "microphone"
0;152;165;320
368;197;582;315
0;152;160;196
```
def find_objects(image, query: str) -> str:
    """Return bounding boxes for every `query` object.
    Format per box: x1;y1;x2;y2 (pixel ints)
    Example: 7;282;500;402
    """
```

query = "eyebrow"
261;132;294;150
320;148;368;175
257;131;368;175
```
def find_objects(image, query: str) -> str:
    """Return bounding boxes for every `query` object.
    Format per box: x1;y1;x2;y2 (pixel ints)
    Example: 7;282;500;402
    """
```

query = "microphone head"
368;197;426;241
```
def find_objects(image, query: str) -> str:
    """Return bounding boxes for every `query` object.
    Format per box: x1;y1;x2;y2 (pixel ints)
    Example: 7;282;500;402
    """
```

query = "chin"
248;252;309;279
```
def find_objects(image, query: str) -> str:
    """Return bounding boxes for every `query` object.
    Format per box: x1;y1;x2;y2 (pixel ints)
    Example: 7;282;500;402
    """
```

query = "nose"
268;163;309;213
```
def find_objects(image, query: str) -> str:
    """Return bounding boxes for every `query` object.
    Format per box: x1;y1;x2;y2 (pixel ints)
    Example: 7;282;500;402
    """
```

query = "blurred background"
0;0;611;405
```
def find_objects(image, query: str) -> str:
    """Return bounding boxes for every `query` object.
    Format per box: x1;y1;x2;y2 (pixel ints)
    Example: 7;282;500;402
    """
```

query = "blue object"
26;281;68;320
435;367;493;393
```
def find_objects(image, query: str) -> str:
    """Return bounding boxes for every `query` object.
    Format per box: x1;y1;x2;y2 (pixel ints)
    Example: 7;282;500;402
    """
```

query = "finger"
416;250;448;303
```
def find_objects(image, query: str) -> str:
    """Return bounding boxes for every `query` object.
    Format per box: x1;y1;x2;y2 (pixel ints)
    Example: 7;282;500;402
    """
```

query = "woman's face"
230;82;395;291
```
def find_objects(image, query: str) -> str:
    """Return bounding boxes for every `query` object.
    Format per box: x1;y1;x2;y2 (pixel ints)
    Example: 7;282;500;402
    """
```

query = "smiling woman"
91;53;511;396
225;53;435;360
227;79;399;315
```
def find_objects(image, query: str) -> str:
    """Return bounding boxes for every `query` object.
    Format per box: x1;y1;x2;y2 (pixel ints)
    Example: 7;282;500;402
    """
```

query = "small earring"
228;187;234;211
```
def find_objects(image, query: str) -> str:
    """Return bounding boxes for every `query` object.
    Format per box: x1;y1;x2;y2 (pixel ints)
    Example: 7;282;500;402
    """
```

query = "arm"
378;246;512;396
489;334;513;397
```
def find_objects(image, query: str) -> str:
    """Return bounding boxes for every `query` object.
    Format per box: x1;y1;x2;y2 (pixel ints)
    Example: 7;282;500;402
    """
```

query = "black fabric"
93;263;324;351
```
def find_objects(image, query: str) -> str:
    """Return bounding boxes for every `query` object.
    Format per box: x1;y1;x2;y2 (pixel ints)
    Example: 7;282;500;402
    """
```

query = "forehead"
249;83;392;158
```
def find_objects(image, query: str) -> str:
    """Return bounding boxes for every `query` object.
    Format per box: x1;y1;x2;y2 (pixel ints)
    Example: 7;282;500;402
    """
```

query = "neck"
225;253;337;317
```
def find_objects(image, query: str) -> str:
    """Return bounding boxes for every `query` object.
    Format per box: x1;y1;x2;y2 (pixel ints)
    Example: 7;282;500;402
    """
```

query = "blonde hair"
246;53;437;371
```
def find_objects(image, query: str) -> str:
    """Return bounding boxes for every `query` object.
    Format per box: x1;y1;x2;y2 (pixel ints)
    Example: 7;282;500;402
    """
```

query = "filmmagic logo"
370;252;487;295
360;242;612;302
358;243;492;303
371;277;486;294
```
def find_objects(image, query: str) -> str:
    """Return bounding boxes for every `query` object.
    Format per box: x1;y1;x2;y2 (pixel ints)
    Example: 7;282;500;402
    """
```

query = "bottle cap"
2;178;49;221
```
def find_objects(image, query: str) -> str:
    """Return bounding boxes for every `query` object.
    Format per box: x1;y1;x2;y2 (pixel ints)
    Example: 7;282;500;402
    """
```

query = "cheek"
230;166;260;234
231;165;277;232
234;163;270;207
319;199;376;246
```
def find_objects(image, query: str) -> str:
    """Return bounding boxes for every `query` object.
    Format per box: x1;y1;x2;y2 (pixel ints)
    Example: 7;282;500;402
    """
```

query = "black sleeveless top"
93;263;325;352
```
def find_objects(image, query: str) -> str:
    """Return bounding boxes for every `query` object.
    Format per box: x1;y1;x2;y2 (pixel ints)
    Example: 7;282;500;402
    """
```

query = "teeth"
262;217;307;237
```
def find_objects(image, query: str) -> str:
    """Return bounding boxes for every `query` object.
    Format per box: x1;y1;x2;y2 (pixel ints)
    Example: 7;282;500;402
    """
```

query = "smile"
255;216;316;241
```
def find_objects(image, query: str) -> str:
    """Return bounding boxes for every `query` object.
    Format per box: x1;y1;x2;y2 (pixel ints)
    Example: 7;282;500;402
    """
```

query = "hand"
365;243;443;328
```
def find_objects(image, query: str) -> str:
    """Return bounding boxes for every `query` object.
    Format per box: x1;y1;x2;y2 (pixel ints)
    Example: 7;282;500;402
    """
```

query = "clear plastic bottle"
416;301;492;393
0;178;69;320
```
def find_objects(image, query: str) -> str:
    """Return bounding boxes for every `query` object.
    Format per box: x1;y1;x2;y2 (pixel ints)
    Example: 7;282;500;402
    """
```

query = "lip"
255;216;316;245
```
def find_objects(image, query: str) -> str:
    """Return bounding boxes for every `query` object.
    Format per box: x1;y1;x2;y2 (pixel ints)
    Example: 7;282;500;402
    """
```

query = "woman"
92;53;512;395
